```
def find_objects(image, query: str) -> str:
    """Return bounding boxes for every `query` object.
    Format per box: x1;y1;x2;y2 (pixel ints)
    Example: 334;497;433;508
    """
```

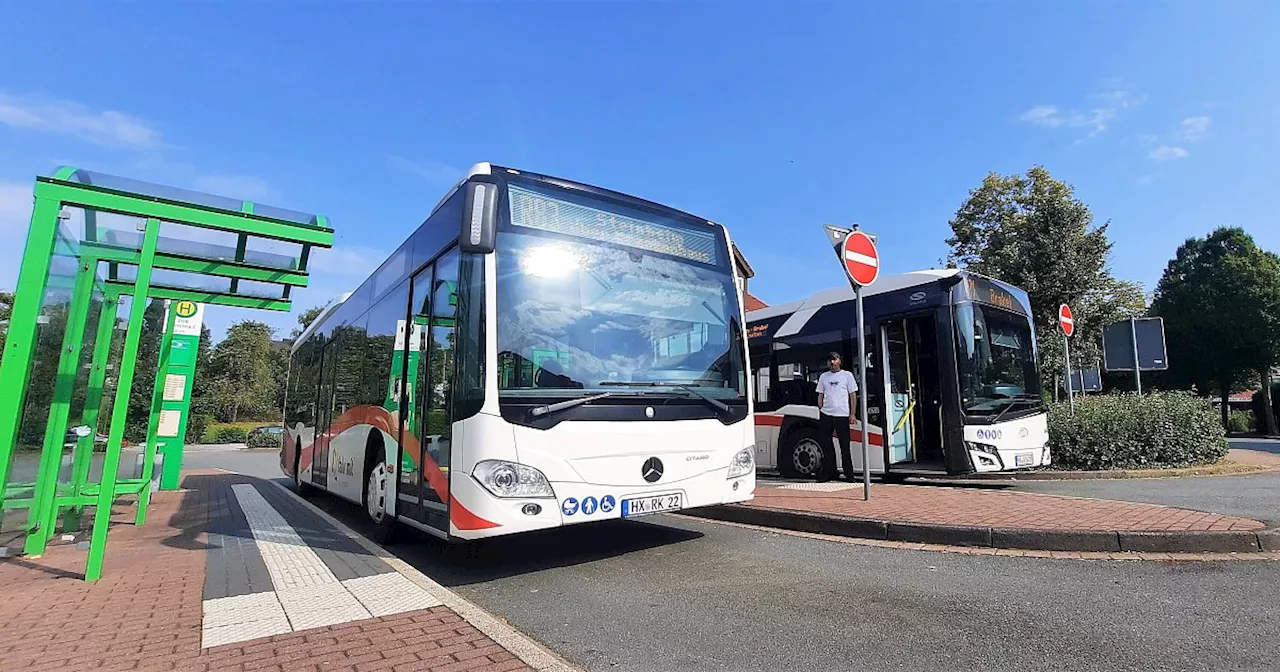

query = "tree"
0;290;12;360
291;304;328;339
945;166;1144;396
206;321;281;422
1151;227;1280;433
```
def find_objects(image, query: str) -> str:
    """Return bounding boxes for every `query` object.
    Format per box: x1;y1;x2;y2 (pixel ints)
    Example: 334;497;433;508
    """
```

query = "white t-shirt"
817;369;859;417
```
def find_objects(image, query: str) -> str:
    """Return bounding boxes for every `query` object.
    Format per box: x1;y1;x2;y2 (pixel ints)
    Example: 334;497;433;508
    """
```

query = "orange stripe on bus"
295;404;498;530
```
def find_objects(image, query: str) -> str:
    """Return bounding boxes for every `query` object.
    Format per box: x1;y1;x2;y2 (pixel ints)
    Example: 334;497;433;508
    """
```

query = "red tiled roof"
1228;390;1256;403
744;292;768;312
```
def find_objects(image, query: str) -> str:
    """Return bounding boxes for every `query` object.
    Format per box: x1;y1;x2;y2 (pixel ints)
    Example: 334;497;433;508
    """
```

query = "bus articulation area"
282;163;756;542
748;269;1050;479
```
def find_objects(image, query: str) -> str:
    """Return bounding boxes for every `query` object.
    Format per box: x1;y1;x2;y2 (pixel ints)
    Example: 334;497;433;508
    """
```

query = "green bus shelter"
0;167;334;580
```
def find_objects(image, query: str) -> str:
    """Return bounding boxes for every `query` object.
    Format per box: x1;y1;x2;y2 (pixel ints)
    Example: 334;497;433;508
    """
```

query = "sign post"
1059;304;1075;414
1129;317;1142;394
156;300;204;490
1102;317;1167;393
825;225;879;501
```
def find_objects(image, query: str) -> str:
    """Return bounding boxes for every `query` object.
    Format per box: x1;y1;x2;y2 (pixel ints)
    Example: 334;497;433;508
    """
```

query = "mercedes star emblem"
641;457;664;483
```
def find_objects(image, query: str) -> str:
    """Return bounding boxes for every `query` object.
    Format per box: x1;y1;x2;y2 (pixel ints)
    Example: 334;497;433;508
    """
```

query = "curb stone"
685;504;1276;555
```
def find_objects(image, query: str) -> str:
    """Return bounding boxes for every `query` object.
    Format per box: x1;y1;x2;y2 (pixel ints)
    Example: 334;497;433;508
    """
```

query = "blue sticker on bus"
600;495;616;513
581;496;598;515
561;498;579;516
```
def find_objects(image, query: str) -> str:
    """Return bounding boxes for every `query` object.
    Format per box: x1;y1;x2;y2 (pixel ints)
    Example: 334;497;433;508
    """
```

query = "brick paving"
750;481;1268;532
0;470;536;672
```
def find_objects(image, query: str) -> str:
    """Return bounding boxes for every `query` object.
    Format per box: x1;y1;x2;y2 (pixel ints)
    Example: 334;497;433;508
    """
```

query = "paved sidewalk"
688;481;1279;554
0;470;568;672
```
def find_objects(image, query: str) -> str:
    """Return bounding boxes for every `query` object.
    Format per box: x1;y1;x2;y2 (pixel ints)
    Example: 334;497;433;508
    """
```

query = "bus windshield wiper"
989;397;1034;424
529;392;614;418
598;381;732;415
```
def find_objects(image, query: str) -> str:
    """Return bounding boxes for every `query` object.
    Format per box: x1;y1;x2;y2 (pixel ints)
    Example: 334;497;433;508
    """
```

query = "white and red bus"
282;163;756;542
748;270;1051;479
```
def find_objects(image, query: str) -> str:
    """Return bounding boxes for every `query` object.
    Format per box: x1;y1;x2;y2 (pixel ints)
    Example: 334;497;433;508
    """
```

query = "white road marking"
201;484;440;648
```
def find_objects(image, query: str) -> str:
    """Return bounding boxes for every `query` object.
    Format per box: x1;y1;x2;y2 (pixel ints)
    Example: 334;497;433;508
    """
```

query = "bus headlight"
473;460;556;499
727;448;755;479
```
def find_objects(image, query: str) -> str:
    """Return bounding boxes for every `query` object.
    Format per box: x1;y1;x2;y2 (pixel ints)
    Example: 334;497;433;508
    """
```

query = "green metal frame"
0;169;334;581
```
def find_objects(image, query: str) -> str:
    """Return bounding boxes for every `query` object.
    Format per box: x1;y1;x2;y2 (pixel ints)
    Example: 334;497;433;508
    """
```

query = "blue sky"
2;2;1277;342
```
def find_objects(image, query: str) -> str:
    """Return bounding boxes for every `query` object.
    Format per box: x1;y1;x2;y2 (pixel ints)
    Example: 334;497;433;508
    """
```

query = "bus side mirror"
460;179;499;254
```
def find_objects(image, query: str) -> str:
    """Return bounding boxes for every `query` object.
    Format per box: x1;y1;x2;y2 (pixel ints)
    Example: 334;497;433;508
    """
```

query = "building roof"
744;293;768;312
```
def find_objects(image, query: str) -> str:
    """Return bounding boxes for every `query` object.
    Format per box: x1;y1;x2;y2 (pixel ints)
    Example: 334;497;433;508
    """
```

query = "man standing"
816;351;858;482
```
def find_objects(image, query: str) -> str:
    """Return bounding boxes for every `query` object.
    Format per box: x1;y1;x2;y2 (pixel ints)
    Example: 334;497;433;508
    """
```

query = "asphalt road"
200;451;1278;672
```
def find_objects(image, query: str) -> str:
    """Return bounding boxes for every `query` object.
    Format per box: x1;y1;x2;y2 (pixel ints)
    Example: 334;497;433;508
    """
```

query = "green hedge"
1227;410;1256;434
208;425;249;444
246;431;282;449
1047;391;1228;470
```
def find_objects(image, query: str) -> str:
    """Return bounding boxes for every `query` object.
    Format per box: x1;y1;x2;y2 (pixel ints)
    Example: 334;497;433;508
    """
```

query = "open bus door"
880;314;946;473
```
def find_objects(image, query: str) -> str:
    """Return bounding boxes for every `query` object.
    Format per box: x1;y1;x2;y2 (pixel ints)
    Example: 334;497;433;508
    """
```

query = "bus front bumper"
449;468;755;540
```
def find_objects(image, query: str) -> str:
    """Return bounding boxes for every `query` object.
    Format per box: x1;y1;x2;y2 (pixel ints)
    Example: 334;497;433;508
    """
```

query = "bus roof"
748;269;962;322
290;290;353;353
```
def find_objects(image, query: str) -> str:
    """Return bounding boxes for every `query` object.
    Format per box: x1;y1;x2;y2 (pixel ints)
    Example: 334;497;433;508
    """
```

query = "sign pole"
826;224;879;501
1064;336;1074;415
1130;316;1142;394
856;284;870;501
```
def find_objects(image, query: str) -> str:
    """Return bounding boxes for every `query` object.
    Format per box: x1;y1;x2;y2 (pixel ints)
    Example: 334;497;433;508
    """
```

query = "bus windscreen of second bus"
494;180;747;404
953;302;1043;415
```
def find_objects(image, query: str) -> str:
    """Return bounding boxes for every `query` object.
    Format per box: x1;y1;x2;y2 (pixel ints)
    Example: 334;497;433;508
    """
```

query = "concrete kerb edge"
686;504;1276;554
264;479;582;672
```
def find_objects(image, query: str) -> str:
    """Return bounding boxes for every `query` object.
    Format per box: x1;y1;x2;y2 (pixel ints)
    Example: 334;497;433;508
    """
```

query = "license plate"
1014;453;1035;466
621;493;682;517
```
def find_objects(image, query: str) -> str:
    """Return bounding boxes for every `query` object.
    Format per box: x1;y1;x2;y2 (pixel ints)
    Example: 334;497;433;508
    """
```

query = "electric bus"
282;163;756;542
748;269;1050;479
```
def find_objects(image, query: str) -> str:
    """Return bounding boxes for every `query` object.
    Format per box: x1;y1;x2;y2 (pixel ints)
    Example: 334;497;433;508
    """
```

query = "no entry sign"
1059;303;1074;337
842;230;880;286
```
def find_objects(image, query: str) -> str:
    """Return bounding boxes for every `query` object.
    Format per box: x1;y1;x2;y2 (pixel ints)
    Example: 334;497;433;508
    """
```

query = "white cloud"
1148;145;1189;162
1176;116;1212;142
387;155;461;185
1019;85;1145;138
192;174;274;201
0;92;160;148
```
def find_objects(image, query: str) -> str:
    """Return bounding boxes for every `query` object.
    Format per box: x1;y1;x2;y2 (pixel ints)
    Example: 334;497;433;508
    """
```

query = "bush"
208;425;249;444
186;413;213;444
1048;391;1228;470
1227;409;1256;434
246;431;283;449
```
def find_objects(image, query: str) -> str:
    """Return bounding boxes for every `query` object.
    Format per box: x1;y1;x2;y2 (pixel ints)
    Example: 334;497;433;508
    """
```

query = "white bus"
282;163;756;542
748;270;1051;479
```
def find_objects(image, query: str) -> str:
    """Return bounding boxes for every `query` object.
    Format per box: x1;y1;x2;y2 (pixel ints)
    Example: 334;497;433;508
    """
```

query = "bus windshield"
953;302;1043;415
495;180;746;402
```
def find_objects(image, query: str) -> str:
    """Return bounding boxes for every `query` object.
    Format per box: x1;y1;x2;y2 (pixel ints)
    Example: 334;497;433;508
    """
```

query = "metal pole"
1064;336;1074;415
1130;317;1142;394
856;285;870;501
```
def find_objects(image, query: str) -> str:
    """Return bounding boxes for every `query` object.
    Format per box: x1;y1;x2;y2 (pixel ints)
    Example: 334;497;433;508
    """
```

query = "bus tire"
363;434;397;545
779;424;827;480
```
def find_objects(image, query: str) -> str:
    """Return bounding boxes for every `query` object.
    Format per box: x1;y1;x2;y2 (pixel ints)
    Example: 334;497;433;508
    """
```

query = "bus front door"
882;316;945;470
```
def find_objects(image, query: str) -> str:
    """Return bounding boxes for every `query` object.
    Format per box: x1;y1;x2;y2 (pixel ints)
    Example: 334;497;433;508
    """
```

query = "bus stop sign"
1059;303;1074;337
842;230;880;286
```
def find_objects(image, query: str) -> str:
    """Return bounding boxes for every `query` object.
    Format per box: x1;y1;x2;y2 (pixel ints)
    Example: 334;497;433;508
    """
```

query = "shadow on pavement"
294;481;705;587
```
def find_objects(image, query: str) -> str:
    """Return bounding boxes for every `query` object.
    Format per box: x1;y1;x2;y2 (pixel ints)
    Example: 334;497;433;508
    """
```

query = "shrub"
1227;409;1256;434
246;431;283;449
186;413;213;444
1047;391;1228;470
209;425;249;444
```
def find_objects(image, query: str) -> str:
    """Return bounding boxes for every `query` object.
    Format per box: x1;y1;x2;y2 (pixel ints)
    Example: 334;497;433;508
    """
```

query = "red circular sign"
1059;303;1075;337
842;231;880;286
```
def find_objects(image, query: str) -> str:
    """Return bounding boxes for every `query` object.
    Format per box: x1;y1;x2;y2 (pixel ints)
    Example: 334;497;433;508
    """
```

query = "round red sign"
1059;303;1074;337
842;231;880;287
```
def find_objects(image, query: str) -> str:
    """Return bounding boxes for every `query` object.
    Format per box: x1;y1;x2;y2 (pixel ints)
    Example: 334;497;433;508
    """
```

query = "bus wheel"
780;426;827;479
364;449;396;544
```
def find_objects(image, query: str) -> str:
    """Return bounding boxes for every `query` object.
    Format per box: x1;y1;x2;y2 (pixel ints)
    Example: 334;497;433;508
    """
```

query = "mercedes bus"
748;269;1050;479
282;163;756;542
